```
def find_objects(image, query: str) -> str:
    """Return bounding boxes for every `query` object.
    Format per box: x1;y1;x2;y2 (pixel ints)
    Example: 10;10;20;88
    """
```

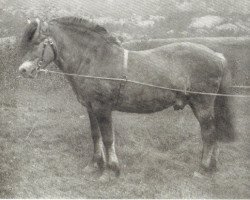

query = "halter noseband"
37;38;57;69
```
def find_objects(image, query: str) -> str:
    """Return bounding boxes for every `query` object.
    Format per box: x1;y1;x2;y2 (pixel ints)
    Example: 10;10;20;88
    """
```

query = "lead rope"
38;68;250;98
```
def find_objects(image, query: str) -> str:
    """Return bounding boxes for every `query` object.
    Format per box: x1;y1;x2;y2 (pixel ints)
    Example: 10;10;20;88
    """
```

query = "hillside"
0;0;249;41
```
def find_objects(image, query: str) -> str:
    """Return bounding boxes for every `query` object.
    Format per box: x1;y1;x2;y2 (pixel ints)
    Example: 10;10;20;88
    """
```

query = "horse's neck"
51;28;124;75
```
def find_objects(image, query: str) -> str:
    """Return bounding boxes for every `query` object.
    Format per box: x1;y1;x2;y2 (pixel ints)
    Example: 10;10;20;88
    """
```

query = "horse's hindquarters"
115;83;176;113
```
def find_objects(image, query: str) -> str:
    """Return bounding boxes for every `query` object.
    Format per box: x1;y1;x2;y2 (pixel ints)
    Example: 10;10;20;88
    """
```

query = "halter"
37;38;57;70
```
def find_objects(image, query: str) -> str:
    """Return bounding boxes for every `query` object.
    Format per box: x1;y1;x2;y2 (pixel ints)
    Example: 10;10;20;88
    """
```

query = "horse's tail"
214;54;236;142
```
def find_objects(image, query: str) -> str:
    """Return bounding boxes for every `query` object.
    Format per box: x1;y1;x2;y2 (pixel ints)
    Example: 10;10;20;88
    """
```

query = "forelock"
20;21;38;50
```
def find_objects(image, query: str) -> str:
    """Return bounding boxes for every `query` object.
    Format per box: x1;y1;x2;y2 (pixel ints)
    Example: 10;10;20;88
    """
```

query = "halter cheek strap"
37;38;57;69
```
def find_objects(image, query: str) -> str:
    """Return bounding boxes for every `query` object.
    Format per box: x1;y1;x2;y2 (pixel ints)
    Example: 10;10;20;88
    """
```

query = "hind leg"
84;106;105;173
190;98;219;171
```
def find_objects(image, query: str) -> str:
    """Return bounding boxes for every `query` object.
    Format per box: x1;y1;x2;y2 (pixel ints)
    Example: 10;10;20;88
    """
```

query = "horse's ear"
41;21;49;34
33;18;41;40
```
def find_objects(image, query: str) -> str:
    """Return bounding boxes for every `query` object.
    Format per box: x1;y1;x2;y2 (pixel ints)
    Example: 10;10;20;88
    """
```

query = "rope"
38;69;250;98
230;85;250;89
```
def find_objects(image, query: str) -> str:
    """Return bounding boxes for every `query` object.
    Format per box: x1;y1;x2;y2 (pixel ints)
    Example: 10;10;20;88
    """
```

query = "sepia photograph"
0;0;249;198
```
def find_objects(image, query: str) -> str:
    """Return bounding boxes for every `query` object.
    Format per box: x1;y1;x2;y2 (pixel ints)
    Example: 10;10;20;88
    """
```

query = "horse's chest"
66;76;88;106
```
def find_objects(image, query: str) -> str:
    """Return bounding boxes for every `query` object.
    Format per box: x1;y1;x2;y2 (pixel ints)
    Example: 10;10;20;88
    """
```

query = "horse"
18;17;236;180
123;37;250;86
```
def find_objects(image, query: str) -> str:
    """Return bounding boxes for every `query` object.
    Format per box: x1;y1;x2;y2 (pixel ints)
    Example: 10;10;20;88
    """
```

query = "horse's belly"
116;85;176;113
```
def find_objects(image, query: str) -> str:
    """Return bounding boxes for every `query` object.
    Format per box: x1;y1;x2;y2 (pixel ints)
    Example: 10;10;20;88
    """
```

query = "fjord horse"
18;17;235;179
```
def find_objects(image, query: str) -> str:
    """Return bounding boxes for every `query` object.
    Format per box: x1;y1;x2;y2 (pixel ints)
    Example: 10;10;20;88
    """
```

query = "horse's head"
19;18;57;78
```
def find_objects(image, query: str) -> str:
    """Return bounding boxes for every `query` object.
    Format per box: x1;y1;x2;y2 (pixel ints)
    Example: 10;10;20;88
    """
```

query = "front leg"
92;103;120;177
84;105;106;173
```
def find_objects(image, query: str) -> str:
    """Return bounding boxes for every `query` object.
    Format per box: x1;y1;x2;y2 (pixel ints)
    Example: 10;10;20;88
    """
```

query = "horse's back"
151;42;223;59
145;42;226;74
123;37;250;51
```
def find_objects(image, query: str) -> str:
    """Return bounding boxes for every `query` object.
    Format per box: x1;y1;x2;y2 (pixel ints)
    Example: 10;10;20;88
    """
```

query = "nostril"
20;68;26;73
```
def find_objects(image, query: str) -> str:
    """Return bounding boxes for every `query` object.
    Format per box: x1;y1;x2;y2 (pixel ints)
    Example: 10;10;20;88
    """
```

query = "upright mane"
50;16;121;46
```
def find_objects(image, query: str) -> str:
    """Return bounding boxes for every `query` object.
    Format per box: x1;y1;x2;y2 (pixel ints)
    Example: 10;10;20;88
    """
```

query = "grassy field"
0;53;249;198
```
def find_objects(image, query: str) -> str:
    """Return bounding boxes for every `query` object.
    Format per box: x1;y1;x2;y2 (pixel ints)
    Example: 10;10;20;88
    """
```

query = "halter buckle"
37;60;43;68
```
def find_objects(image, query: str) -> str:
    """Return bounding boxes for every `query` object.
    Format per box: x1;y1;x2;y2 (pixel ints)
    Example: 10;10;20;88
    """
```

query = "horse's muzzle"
19;60;37;78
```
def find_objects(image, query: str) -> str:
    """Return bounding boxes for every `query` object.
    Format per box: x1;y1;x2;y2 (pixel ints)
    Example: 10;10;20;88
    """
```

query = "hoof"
194;171;207;179
201;151;218;173
200;161;217;173
99;164;121;182
84;155;105;174
108;162;121;177
99;171;110;182
99;170;120;182
83;162;100;174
